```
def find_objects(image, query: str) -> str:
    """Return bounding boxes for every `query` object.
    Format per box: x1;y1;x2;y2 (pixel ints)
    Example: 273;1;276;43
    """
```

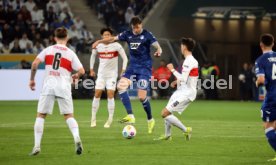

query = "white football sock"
165;120;172;137
66;117;80;143
34;117;45;148
107;98;115;120
165;115;186;132
91;97;100;121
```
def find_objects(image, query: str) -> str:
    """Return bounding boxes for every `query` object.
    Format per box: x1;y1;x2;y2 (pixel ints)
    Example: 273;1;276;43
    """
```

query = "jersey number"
53;53;61;70
272;63;276;80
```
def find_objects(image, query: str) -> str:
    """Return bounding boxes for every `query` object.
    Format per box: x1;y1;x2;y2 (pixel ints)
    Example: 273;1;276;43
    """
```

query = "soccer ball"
122;125;136;139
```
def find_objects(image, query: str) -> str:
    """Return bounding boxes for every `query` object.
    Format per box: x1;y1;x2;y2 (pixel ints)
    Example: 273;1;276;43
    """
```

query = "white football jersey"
174;55;199;101
37;44;83;99
90;42;128;78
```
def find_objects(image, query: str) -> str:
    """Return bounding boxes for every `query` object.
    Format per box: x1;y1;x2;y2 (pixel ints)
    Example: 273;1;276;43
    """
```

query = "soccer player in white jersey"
90;28;128;128
29;27;85;155
155;38;198;141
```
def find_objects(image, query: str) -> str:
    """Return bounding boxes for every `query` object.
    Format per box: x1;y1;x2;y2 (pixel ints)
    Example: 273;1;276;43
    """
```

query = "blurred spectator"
20;59;31;69
31;5;44;24
10;40;23;53
79;25;94;42
6;5;16;25
33;32;43;45
19;33;33;50
50;18;62;29
0;5;7;27
2;23;14;44
112;9;126;32
38;23;49;40
58;0;70;12
27;24;37;40
239;62;254;101
33;41;44;54
12;0;24;12
18;5;32;23
47;0;60;13
16;13;28;31
153;60;172;98
25;42;33;54
59;7;73;22
201;61;219;100
74;16;84;30
24;0;36;12
125;7;135;24
1;43;10;53
103;0;116;26
14;24;23;38
44;6;58;25
62;17;73;29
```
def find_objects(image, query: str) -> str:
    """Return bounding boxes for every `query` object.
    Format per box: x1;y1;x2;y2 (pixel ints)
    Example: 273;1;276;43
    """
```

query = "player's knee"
64;114;73;120
161;108;171;118
107;91;115;99
117;80;128;92
37;113;47;118
138;95;146;102
94;90;102;98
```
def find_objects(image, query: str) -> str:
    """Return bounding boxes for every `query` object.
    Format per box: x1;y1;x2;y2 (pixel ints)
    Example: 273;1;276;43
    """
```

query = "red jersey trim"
45;55;72;72
98;51;119;59
189;68;199;77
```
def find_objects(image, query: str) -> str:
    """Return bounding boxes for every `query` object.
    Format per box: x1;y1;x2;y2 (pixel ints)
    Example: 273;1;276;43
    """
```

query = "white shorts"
37;95;73;115
95;77;117;90
166;90;191;114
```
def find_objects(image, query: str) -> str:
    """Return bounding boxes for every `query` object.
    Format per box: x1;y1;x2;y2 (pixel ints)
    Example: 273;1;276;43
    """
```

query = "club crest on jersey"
130;43;141;50
140;35;144;40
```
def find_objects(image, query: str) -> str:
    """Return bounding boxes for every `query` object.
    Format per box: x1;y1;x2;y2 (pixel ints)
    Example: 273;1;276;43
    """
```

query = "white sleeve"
173;59;192;82
117;44;128;70
72;53;83;71
36;48;47;62
90;49;97;69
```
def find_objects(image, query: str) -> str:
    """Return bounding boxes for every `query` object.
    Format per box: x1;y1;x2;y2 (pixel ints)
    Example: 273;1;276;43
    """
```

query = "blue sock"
266;127;276;151
141;98;152;120
119;91;133;115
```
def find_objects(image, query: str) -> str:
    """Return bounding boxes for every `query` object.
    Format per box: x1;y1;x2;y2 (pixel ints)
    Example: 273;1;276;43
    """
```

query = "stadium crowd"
86;0;152;32
0;0;94;54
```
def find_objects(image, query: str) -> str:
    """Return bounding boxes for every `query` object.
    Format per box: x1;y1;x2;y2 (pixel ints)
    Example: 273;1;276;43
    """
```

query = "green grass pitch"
0;100;273;165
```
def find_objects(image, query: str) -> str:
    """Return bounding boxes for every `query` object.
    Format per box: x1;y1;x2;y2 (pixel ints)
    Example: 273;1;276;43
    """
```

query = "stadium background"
0;1;276;164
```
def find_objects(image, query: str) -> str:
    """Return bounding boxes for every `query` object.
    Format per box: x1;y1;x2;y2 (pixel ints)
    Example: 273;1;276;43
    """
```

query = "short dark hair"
260;33;274;47
181;37;196;51
100;27;113;35
130;16;142;25
54;27;67;39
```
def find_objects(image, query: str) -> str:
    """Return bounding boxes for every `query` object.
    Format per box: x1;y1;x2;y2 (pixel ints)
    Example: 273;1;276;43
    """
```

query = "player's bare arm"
29;58;42;91
72;67;85;81
92;36;119;49
152;41;162;57
256;75;265;87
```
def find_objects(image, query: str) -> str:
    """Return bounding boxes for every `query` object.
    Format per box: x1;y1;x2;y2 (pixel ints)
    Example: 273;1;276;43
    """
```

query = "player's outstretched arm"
118;45;128;76
72;67;85;82
167;63;189;82
29;58;41;91
92;36;118;49
152;41;162;57
90;49;97;77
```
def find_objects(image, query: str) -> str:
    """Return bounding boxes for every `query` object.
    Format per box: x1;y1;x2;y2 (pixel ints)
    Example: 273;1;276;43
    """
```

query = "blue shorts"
122;67;151;90
261;109;276;122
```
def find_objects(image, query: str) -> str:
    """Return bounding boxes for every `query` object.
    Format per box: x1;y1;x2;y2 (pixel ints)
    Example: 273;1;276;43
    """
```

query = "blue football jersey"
118;29;157;75
255;51;276;111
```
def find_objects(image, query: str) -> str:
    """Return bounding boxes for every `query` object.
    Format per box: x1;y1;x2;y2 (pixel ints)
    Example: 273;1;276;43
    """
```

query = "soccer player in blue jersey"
92;16;162;133
255;33;276;161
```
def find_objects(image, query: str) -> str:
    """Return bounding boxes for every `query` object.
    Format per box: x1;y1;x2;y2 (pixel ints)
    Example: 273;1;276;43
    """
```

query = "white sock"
107;98;115;120
91;97;100;121
128;114;135;118
165;120;172;137
66;117;80;143
165;115;186;132
34;117;45;148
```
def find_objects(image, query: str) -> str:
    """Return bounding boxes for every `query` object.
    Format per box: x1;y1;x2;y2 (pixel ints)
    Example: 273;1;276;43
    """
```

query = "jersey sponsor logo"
140;35;144;40
189;68;199;77
98;51;119;59
268;57;276;62
130;43;141;50
45;55;72;72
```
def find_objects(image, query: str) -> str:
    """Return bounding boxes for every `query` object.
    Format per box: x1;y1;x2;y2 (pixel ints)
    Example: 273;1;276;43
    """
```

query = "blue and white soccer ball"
122;125;136;139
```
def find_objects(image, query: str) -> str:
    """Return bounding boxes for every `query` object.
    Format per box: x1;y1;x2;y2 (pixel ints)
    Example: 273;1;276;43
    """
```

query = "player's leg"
137;89;155;133
30;95;55;156
91;78;105;127
117;76;135;123
104;77;117;128
262;110;276;161
137;74;155;133
58;97;83;155
161;94;192;140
